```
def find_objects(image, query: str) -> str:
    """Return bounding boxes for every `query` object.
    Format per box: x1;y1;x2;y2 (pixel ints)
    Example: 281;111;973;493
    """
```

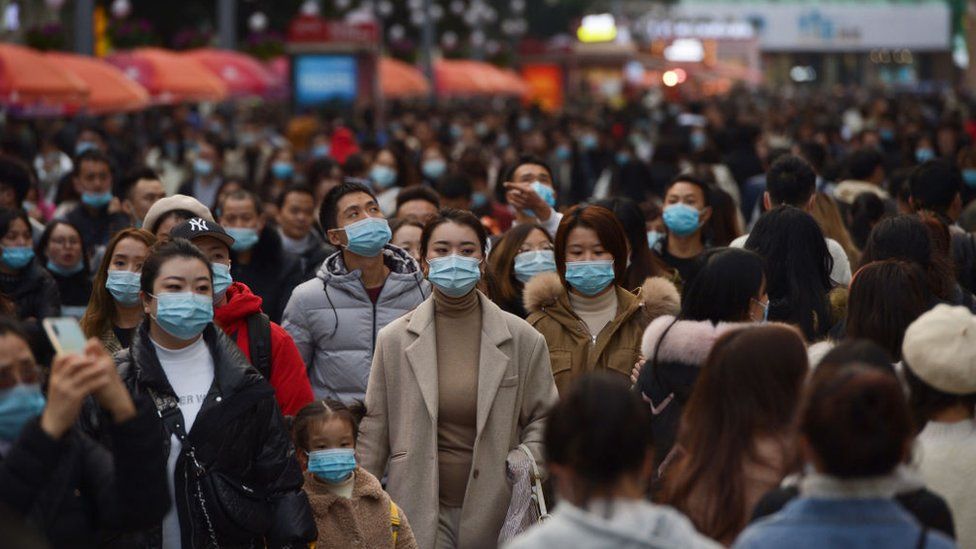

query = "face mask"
915;148;935;163
271;161;294;180
106;270;142;306
81;191;113;209
75;141;97;156
0;384;46;441
152;292;213;340
752;298;769;322
964;169;976;189
312;144;331;159
46;259;83;277
663;203;701;237
564;259;615;296
524;181;556;218
1;247;34;270
343;217;391;257
239;133;258;148
497;134;511;149
212;262;232;301
427;254;481;297
580;134;598;151
690;131;707;152
164;142;180;159
449;125;463;139
370;165;398;189
193;158;214;177
517;117;533;131
879;128;895;143
422;159;447;180
227;227;259;252
555;145;571;161
308;448;356;484
471;192;489;209
647;230;664;249
513;250;556;284
616;152;630;166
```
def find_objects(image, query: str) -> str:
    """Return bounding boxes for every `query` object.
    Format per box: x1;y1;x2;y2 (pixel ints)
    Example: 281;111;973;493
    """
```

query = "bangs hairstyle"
80;228;156;339
487;223;552;306
139;238;214;295
419;208;489;261
292;399;366;452
0;207;30;239
554;205;629;287
37;220;91;274
680;248;765;323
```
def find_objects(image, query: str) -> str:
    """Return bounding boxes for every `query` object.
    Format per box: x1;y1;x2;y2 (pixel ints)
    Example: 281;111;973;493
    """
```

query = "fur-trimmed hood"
640;315;753;366
523;272;680;321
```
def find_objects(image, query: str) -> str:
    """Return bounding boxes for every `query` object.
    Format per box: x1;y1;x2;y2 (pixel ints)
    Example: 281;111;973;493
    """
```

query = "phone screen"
43;317;88;355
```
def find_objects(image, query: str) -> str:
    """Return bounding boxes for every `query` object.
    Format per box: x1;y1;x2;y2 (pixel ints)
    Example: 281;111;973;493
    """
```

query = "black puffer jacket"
103;322;316;548
231;226;304;323
0;260;61;364
0;395;169;547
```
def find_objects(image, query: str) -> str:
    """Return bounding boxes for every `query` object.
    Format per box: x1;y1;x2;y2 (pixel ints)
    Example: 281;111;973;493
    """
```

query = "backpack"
244;312;272;380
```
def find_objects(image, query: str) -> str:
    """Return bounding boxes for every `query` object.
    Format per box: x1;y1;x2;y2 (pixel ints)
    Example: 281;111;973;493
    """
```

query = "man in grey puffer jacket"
283;180;430;401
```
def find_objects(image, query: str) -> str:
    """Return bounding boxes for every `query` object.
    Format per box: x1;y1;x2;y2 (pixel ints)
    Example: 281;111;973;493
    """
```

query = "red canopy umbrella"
183;48;278;98
45;52;150;114
0;44;88;108
106;47;227;104
435;59;528;97
379;57;430;99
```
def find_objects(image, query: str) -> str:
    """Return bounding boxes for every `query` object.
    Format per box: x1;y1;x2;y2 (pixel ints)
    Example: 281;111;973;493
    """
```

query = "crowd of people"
0;86;975;548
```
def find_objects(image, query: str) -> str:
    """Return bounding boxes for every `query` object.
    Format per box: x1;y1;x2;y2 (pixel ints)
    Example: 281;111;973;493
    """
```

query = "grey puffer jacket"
283;244;430;401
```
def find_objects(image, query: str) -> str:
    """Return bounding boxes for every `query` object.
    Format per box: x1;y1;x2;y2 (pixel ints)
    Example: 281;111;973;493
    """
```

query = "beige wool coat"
358;291;559;549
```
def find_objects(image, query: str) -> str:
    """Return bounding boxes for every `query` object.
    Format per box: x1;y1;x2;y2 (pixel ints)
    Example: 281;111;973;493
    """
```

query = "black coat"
50;267;93;312
0;395;170;547
64;204;131;251
0;260;61;365
104;322;316;548
231;226;304;323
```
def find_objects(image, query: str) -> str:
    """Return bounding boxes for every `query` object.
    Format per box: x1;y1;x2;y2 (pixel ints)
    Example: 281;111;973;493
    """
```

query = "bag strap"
518;444;550;521
246;312;273;380
390;501;401;545
915;527;927;549
649;318;680;393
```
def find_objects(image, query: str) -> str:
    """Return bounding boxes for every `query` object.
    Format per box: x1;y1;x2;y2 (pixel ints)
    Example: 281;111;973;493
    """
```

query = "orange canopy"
106;47;228;104
182;48;278;98
0;44;88;107
379;57;430;99
435;59;528;98
45;52;150;114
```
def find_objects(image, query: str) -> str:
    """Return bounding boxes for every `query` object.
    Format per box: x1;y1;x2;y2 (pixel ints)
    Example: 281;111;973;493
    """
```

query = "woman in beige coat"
358;209;558;549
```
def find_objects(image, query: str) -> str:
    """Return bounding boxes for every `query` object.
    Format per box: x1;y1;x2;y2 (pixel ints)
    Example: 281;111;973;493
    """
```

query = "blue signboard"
293;55;357;106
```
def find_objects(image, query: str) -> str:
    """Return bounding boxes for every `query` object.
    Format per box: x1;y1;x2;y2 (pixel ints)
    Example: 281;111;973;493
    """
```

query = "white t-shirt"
730;234;852;286
152;336;216;549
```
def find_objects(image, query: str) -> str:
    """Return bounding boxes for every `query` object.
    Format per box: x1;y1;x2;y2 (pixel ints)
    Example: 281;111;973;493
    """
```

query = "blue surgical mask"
343;217;391;257
81;191;113;209
517;117;533;132
616;152;630;166
555;145;571;161
106;270;142;306
308;448;356;484
422;159;447;180
690;131;707;152
513;250;556;284
915;148;936;163
427;254;481;297
370;165;398;189
580;134;598;151
75;141;97;156
151;292;213;340
524;181;556;218
312;144;331;159
271;161;294;180
753;298;769;322
227;227;259;252
471;192;489;209
647;230;664;249
212;262;232;301
46;259;84;277
879;128;895;143
1;247;34;270
564;259;615;296
193;158;214;177
663;203;701;237
964;169;976;189
0;384;46;441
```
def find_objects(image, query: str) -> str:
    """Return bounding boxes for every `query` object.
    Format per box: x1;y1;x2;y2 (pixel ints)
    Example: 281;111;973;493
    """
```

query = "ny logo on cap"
189;219;208;232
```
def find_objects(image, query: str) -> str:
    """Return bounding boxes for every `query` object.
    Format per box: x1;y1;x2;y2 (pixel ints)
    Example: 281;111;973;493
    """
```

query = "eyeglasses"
0;359;42;390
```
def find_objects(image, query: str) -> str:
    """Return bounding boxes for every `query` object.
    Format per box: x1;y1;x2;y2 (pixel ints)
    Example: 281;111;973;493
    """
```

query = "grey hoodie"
282;244;430;401
505;499;720;549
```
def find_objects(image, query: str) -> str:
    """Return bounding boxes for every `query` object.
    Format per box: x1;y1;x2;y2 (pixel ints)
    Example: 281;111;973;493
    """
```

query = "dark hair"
436;173;472;201
503;155;554;185
73;148;112;176
36;220;90;274
487;223;552;312
544;373;653;505
419;208;489;259
593;197;668;288
802;364;912;478
847;148;884;181
119;166;160;200
341;153;368;177
745;206;833;339
389;216;424;238
291;399;366;452
0;314;29;343
139;238;214;295
796;141;827;174
554;205;629;287
904;366;976;430
662;325;807;541
707;186;742;247
680;248;765;323
860;215;954;301
0;208;31;241
0;155;33;205
665;174;712;208
847;260;932;361
216;189;262;221
318;179;377;232
80;228;156;339
850;192;886;250
766;155;816;207
275;183;315;210
818;339;894;375
396;185;441;214
909;159;962;215
151;209;199;236
306;157;338;186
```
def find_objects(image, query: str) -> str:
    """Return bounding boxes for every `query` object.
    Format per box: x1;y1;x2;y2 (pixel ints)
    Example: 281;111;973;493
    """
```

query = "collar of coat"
523;271;680;332
303;466;386;511
321;244;420;279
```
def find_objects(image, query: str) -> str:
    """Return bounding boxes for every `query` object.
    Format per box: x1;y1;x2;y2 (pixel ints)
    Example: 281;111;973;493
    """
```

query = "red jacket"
214;282;314;415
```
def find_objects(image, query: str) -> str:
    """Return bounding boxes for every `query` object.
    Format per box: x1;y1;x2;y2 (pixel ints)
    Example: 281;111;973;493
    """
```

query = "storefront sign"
293;54;357;106
521;64;564;111
287;15;378;45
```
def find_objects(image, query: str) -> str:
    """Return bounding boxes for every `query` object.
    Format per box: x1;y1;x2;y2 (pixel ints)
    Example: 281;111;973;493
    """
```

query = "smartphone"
42;317;88;355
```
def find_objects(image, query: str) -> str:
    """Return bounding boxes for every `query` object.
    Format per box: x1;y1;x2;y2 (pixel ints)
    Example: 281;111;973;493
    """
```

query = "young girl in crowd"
292;399;418;548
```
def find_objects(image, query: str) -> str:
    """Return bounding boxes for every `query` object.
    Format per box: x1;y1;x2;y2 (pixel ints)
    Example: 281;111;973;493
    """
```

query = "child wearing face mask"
293;399;418;549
